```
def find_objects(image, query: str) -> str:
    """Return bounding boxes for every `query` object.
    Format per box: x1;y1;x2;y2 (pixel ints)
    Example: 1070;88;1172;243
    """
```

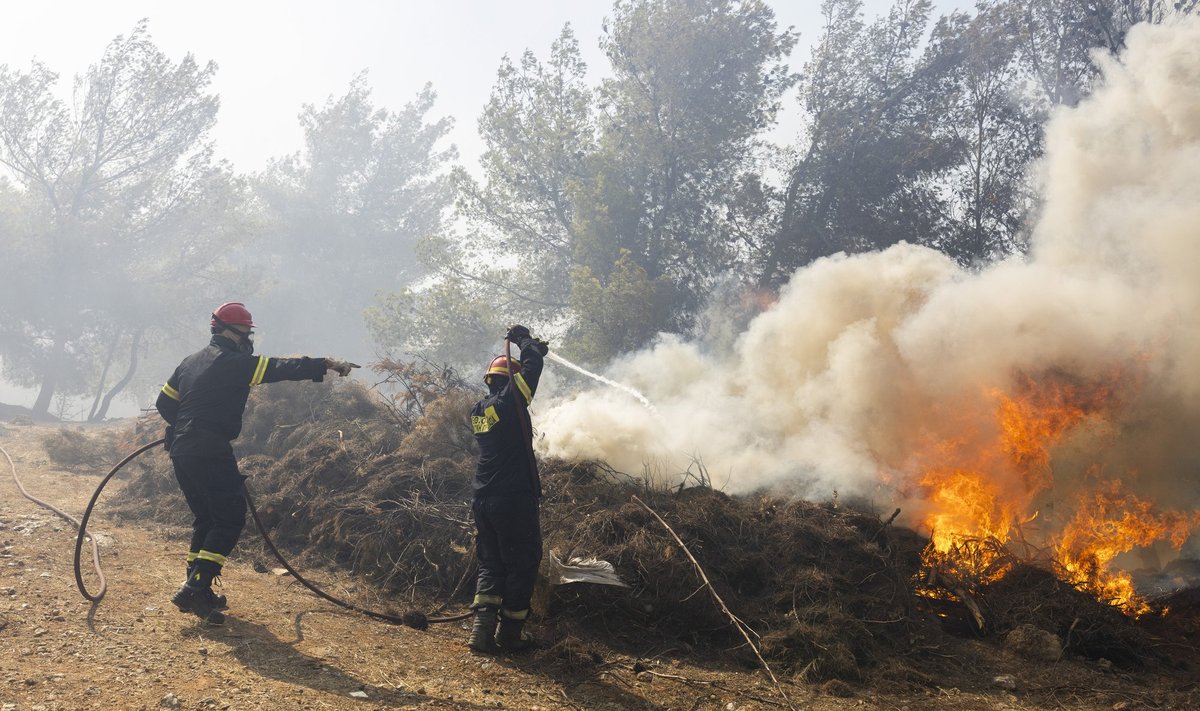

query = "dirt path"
1;423;1193;710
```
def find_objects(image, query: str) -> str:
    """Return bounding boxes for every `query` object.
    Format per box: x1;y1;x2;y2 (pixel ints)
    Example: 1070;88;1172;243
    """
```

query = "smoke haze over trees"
0;22;249;419
253;76;456;361
0;0;1195;418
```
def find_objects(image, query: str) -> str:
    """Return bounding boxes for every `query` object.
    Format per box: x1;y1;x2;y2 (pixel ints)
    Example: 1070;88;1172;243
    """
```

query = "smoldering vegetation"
105;380;1199;694
539;17;1200;588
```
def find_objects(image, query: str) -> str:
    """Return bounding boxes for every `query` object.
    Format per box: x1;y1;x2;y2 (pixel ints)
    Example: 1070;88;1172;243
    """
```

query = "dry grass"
105;362;1199;687
41;427;121;473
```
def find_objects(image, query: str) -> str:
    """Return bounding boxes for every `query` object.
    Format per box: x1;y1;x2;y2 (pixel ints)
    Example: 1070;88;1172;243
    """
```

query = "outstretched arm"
252;355;328;385
230;354;360;387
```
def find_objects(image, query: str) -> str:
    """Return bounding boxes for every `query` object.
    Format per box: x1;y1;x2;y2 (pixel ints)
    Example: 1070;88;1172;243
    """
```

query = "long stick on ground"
632;495;795;710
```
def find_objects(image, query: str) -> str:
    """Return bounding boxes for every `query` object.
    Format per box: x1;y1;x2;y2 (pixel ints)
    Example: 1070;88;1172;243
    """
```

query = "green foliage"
566;250;675;364
759;0;964;282
930;2;1042;264
387;0;798;367
385;26;596;366
0;21;246;415
255;75;455;361
587;0;797;313
756;0;1180;276
366;275;506;374
451;26;596;316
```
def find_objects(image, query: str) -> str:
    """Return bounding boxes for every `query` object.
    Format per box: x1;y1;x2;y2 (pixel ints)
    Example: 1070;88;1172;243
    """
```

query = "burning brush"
913;369;1200;624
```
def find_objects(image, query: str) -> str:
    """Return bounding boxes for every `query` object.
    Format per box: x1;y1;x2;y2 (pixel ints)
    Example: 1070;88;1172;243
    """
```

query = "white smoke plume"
538;17;1200;529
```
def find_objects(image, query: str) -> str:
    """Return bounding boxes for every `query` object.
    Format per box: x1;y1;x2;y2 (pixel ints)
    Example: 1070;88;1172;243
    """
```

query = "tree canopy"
253;75;455;361
1;2;1195;414
0;21;239;417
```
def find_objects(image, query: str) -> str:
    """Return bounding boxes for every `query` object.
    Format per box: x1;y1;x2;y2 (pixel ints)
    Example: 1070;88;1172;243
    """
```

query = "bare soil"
2;422;1197;710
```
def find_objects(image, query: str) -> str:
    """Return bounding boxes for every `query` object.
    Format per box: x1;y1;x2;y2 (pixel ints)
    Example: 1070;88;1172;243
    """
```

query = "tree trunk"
31;380;55;418
31;337;66;417
92;327;145;422
88;330;122;421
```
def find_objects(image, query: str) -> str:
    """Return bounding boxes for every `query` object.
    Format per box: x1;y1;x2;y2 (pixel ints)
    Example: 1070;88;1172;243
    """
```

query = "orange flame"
917;373;1107;581
914;367;1199;614
1055;478;1200;615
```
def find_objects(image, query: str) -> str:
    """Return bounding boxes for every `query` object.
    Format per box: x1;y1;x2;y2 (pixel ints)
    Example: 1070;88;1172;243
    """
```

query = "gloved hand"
506;324;531;343
325;358;361;377
531;338;549;356
164;425;175;452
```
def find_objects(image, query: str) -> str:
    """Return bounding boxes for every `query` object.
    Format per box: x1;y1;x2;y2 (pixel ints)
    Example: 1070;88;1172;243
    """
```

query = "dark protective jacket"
156;335;326;458
471;338;544;498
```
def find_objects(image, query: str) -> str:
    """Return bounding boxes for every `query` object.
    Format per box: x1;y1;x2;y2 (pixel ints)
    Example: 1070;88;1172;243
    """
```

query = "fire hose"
3;441;117;601
3;438;469;629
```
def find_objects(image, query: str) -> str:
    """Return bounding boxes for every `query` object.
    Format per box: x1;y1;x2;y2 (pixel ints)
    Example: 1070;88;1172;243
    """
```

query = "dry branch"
632;494;796;710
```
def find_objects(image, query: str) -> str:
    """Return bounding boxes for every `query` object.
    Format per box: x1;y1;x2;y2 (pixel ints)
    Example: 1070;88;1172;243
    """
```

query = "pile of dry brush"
105;361;1196;686
42;427;122;473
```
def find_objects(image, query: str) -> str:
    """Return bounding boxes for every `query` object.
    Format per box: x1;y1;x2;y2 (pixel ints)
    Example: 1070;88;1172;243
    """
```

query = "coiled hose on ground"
2;437;469;629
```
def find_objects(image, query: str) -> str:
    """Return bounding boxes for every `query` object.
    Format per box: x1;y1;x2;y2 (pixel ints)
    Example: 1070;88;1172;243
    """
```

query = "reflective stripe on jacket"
156;335;325;457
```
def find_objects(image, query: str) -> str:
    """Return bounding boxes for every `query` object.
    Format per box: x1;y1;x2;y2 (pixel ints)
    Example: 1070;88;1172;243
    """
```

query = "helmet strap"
212;314;252;350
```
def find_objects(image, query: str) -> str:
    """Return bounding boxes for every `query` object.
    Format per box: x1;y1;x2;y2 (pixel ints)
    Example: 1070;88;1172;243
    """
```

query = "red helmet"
211;302;255;329
485;355;521;381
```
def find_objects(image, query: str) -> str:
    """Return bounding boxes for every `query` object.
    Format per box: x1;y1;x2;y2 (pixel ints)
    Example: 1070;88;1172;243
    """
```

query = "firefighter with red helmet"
467;324;549;653
155;302;359;624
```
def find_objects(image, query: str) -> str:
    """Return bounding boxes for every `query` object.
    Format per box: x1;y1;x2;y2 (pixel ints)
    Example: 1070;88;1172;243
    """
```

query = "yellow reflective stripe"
473;594;502;607
499;607;529;620
514;373;532;404
249;356;268;386
161;383;181;401
195;550;227;565
185;552;198;562
472;405;501;434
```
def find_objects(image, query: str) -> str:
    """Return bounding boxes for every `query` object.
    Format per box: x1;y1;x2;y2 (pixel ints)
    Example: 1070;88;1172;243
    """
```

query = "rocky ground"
2;422;1197;710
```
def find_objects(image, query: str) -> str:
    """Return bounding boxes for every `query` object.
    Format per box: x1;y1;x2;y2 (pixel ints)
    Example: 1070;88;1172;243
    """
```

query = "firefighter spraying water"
467;325;549;653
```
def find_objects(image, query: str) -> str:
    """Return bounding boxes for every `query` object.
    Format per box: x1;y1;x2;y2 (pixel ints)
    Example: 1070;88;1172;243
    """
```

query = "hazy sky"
0;0;950;415
0;0;928;173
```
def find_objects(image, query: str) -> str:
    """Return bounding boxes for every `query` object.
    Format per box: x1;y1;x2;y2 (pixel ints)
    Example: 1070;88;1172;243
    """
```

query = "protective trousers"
472;493;542;618
171;454;246;585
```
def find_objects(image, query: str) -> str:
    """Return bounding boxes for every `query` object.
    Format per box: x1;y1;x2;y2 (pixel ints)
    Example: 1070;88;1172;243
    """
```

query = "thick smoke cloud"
538;19;1200;528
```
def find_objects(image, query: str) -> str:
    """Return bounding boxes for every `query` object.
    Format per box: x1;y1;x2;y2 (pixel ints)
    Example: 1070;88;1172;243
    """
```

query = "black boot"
467;605;498;654
205;582;229;611
171;584;226;625
186;561;227;610
173;559;226;624
495;616;534;652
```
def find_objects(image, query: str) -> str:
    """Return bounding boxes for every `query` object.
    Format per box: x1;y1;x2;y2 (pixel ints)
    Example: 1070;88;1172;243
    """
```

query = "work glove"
506;324;531;343
325;358;361;377
531;338;550;356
